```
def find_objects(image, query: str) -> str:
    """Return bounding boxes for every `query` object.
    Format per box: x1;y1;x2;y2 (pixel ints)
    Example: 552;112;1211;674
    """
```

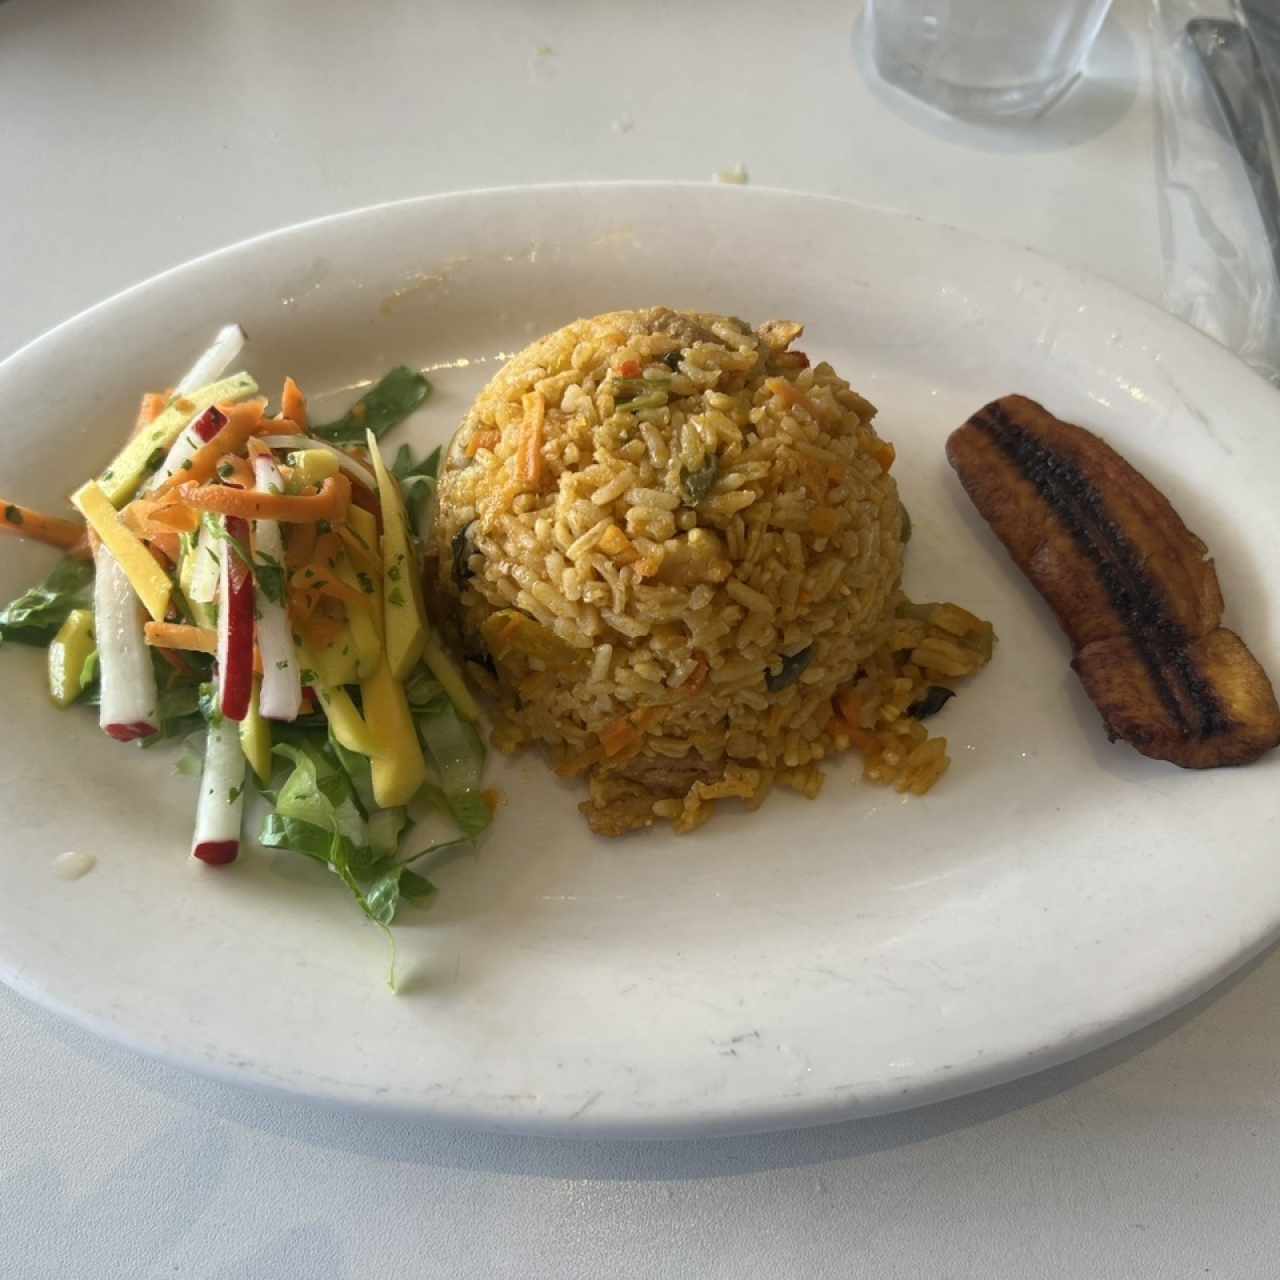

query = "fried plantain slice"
947;394;1280;768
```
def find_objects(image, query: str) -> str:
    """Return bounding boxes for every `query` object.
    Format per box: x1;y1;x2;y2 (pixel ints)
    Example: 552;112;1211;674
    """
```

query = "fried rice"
429;307;992;835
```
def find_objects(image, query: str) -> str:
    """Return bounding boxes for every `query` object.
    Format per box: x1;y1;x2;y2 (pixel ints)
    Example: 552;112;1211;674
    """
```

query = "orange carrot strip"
835;687;864;729
289;591;319;624
313;530;341;564
144;622;264;673
144;621;217;654
285;520;317;569
281;377;308;430
155;399;267;493
685;654;709;698
149;531;181;566
300;611;344;650
150;504;200;533
1;500;86;554
122;492;199;539
517;391;546;491
873;440;896;472
132;392;167;437
177;473;350;524
600;714;644;758
764;376;822;420
466;429;500;458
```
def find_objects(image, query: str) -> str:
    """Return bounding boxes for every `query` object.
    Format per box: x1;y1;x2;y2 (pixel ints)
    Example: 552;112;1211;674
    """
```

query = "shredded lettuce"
399;870;437;903
273;743;366;847
260;739;448;983
0;557;94;647
417;701;492;839
446;788;493;838
419;701;485;791
328;733;377;812
367;807;408;858
404;666;448;716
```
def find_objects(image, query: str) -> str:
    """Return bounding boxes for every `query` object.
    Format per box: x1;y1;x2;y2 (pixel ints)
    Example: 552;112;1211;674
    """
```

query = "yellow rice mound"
429;308;992;835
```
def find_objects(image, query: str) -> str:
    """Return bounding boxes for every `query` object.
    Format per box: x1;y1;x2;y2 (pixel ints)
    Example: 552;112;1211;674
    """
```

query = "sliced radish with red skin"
105;721;158;743
217;515;255;721
143;405;228;491
191;712;246;865
191;405;228;442
93;544;159;740
193;840;239;866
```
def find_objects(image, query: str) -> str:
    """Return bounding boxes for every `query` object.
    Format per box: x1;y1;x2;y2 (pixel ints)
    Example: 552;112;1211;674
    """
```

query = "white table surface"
5;1;1280;1276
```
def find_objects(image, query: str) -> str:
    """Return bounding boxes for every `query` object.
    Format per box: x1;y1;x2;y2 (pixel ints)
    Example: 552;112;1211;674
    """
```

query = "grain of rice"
565;521;609;562
724;578;774;616
591;467;636;506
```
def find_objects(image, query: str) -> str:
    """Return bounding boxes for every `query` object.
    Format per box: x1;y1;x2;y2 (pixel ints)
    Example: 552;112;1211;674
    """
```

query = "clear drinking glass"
865;0;1115;119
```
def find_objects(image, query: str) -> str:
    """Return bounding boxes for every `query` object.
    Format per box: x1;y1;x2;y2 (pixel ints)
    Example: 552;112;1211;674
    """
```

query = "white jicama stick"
174;323;247;397
140;323;247;494
255;434;378;492
188;516;223;605
93;544;160;742
250;452;302;721
191;713;247;865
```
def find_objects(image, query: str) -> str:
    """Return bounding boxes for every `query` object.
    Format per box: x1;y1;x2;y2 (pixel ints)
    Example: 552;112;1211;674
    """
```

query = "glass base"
862;0;1111;123
871;57;1082;120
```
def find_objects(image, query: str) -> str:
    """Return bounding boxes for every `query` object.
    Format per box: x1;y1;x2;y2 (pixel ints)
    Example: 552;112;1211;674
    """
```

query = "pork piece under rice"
429;307;989;834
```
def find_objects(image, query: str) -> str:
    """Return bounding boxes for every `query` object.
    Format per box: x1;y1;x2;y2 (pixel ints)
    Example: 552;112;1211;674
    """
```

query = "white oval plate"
2;184;1278;1137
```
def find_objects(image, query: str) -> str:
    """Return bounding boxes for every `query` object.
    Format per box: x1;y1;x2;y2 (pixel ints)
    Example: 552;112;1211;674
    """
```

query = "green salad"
0;324;491;979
